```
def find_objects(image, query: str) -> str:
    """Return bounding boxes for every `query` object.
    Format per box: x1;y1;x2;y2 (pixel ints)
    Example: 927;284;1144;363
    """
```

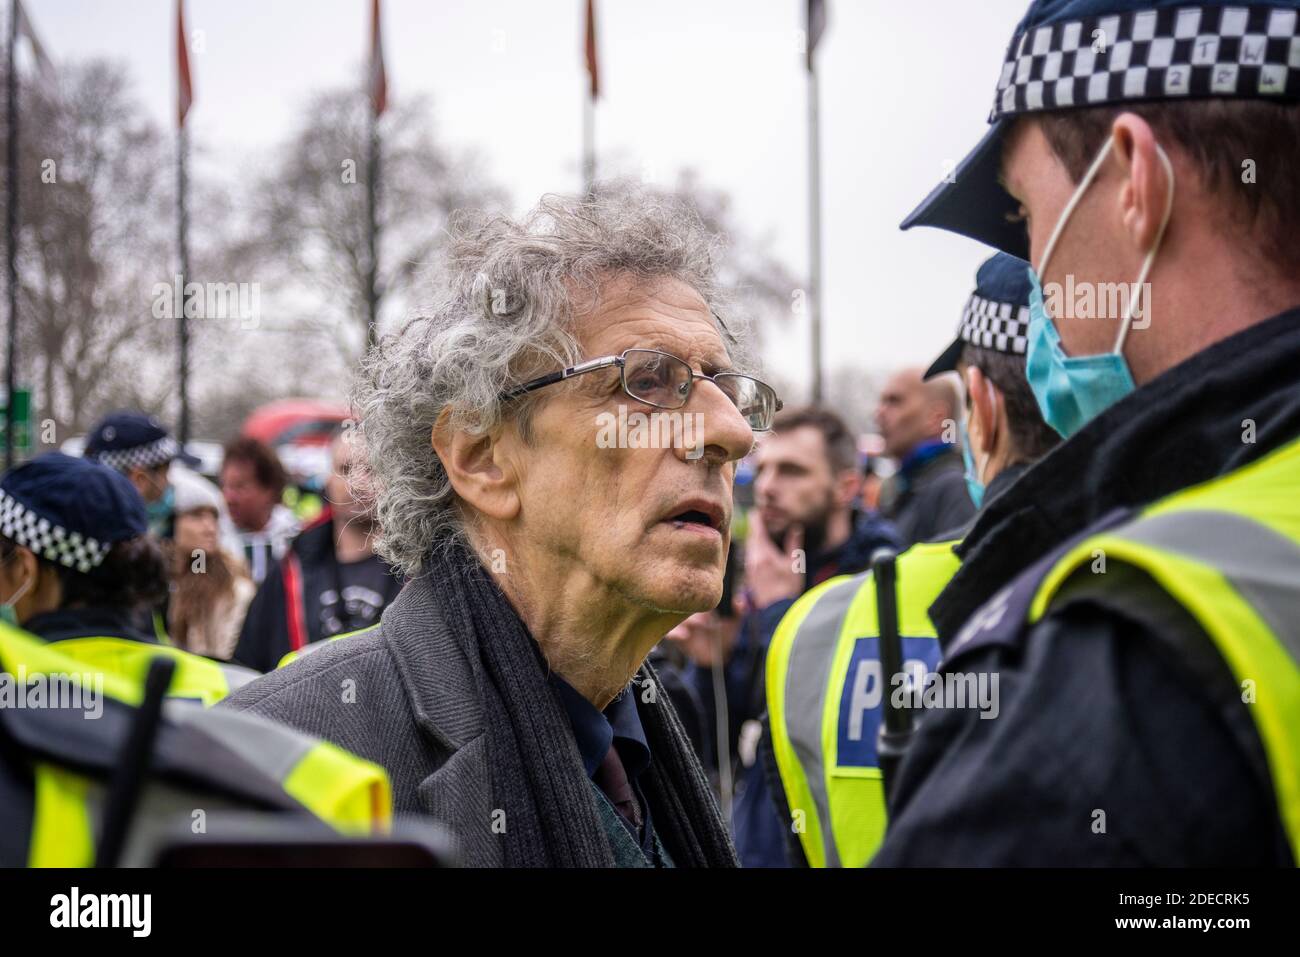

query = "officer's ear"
965;366;1000;458
1110;113;1173;256
431;407;521;524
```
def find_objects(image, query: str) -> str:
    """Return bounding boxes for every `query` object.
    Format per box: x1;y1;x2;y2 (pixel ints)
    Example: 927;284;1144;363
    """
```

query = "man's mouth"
658;499;726;539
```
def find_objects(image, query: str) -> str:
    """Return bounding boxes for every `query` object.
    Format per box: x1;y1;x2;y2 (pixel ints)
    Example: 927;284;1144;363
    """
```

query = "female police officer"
0;452;254;704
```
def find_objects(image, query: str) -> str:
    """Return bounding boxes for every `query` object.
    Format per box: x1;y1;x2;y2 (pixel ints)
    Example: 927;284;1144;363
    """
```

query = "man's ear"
832;466;861;510
430;409;521;523
1111;112;1172;254
965;366;1000;458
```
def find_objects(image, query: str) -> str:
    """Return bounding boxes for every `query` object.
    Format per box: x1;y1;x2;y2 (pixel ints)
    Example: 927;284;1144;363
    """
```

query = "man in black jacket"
877;0;1300;865
874;370;975;546
234;433;402;672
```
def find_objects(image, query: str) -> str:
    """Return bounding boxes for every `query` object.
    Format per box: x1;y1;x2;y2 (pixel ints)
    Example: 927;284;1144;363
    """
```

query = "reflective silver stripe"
782;576;861;868
1118;509;1300;665
163;702;315;782
217;662;260;694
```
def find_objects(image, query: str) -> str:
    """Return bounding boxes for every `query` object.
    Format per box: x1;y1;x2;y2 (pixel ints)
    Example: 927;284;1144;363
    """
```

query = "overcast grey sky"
33;0;1029;390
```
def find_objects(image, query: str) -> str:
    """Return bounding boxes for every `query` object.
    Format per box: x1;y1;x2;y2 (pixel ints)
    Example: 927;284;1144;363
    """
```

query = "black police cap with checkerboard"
925;253;1033;379
83;410;200;473
0;452;148;573
902;1;1300;259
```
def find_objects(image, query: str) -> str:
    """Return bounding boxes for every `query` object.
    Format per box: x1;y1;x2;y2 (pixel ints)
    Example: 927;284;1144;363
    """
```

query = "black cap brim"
924;336;965;381
900;119;1029;260
175;449;202;469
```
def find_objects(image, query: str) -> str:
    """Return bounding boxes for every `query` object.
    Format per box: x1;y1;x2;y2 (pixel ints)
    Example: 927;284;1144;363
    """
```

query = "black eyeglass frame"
498;348;784;431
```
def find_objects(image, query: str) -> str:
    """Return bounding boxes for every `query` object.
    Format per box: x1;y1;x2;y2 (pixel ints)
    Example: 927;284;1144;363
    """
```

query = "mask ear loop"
1114;144;1175;355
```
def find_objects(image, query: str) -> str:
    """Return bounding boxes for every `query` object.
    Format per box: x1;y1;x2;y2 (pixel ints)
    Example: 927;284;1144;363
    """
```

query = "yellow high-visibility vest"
0;622;392;866
1027;434;1300;864
767;540;962;867
50;635;258;707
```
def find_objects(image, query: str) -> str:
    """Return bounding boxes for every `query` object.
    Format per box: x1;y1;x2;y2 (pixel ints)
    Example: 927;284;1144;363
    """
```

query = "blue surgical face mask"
146;483;175;529
958;416;984;509
0;561;32;627
1024;136;1175;439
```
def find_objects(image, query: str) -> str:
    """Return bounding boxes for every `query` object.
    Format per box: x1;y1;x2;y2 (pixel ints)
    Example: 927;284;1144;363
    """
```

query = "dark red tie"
594;744;643;830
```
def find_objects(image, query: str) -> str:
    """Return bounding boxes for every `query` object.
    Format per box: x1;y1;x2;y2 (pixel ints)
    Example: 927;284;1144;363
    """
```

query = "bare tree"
232;88;507;368
4;59;174;440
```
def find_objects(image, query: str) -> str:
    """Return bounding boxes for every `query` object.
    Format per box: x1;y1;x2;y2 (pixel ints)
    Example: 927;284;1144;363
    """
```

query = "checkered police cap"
994;5;1300;120
901;0;1300;258
91;434;180;473
83;410;199;473
925;252;1033;379
0;452;148;574
0;487;107;573
961;295;1032;354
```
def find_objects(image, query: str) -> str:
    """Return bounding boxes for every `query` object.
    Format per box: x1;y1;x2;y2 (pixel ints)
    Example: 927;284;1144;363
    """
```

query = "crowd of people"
3;0;1300;870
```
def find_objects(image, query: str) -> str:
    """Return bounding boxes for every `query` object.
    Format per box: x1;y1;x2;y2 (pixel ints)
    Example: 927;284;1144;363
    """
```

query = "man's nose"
677;380;754;466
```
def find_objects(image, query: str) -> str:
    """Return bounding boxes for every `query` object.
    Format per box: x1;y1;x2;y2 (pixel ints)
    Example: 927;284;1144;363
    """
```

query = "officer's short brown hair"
1033;99;1300;278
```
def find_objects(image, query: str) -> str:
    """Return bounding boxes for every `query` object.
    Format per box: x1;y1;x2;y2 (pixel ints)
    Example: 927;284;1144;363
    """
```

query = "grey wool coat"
220;574;722;866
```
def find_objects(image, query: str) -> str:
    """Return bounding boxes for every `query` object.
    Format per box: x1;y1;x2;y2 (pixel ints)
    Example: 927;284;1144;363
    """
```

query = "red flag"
370;0;388;116
584;0;599;99
176;0;194;127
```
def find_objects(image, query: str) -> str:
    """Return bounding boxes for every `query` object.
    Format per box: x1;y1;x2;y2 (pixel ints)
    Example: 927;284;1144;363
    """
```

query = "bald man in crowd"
874;367;974;546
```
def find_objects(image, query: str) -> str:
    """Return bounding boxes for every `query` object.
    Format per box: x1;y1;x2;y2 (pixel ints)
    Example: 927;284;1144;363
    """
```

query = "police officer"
876;0;1300;865
0;618;392;866
84;410;201;538
765;253;1057;866
0;452;254;705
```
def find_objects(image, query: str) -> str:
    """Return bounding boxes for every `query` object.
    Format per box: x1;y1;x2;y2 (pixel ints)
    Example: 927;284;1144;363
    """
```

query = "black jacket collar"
25;606;158;644
931;306;1300;643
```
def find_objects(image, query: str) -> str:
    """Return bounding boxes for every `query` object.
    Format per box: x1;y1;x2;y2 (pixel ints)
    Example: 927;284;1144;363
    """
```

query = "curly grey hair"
351;186;755;578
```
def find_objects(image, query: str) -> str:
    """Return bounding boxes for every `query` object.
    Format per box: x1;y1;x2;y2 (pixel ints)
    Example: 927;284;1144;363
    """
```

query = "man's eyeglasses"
499;348;783;431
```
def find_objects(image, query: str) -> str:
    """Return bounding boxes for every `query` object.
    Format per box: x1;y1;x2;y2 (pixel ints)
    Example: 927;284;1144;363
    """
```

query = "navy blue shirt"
551;675;656;853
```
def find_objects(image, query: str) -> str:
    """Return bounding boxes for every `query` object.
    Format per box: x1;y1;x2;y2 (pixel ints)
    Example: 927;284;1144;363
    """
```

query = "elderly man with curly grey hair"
224;189;781;867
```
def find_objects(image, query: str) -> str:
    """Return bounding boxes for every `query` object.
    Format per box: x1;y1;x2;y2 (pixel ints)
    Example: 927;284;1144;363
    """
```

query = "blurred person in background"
167;468;256;661
83;410;202;539
874;368;975;545
233;429;403;672
660;545;744;797
221;436;301;586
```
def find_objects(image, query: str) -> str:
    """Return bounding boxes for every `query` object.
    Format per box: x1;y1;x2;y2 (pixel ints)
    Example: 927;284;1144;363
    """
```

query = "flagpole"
176;113;191;445
582;0;596;195
175;1;192;448
5;0;20;470
366;95;379;351
583;90;594;195
808;55;824;405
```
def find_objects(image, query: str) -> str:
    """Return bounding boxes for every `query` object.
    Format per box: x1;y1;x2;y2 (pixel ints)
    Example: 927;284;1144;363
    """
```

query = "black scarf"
425;539;738;868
